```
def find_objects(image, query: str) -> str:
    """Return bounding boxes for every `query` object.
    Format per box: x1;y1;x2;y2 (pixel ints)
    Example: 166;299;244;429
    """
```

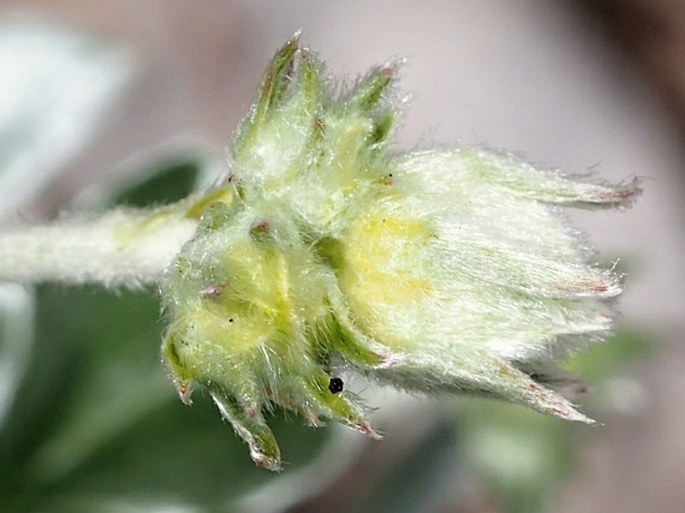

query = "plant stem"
0;208;196;288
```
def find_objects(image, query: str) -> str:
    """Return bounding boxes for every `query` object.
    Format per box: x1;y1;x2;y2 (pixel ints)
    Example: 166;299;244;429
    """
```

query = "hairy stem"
0;208;196;288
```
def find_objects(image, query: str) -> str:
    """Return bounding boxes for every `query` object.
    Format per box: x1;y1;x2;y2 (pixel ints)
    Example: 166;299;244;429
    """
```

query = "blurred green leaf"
109;157;203;208
458;401;579;513
455;328;654;513
567;328;652;379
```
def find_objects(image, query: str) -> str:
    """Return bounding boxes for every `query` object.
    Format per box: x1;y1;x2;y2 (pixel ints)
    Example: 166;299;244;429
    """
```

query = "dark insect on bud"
328;377;344;394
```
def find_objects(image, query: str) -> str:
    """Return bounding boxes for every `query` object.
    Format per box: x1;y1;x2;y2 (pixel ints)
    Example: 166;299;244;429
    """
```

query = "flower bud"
160;34;639;469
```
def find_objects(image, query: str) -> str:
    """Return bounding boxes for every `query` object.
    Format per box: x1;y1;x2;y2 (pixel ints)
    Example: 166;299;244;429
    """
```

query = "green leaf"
109;157;204;208
458;402;579;513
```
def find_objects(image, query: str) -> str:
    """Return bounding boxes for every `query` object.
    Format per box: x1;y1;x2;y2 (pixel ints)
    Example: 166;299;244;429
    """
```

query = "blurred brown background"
579;0;685;136
2;1;683;512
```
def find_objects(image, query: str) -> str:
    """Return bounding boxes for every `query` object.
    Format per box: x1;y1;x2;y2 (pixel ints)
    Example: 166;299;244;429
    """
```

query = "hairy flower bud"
160;34;640;470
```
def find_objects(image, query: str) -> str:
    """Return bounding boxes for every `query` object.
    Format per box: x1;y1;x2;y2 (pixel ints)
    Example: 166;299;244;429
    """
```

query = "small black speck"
228;318;234;323
328;377;344;394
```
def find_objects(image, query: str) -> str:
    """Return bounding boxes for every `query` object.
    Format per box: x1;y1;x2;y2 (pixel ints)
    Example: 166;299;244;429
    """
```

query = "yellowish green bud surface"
160;34;640;470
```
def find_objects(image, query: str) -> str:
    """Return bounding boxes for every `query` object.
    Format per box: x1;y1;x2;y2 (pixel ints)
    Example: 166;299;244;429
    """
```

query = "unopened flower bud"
160;34;640;470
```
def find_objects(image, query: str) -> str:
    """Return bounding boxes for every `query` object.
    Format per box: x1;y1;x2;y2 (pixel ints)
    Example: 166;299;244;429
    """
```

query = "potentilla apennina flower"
0;34;640;470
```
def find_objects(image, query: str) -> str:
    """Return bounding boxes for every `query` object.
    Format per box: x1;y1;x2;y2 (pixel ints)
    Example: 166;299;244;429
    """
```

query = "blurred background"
0;1;683;512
